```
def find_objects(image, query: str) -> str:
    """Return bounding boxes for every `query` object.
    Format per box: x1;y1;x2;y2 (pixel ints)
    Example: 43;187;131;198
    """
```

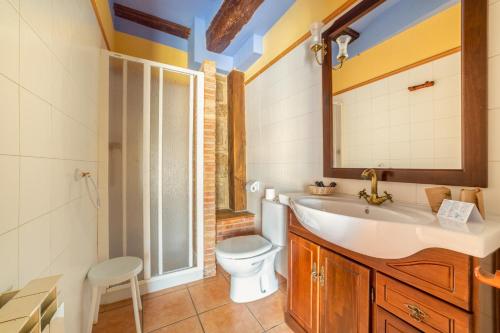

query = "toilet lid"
216;235;272;259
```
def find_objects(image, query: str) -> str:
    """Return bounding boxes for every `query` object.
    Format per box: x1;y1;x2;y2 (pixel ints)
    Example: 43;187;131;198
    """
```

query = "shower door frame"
99;51;205;299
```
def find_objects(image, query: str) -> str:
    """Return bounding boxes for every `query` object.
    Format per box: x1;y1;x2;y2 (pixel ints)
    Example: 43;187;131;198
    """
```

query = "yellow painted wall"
114;32;188;68
90;0;115;49
332;3;461;94
90;0;188;67
244;0;356;81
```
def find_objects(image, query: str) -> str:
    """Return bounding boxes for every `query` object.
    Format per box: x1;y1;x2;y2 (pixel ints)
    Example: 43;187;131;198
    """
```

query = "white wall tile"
0;1;101;331
410;101;433;122
20;88;52;157
435;138;461;159
7;0;19;10
489;1;500;57
50;159;81;209
50;201;73;261
19;214;50;286
411;121;434;141
408;62;433;86
433;52;460;79
20;19;52;103
388;71;408;93
0;75;19;155
434;74;460;100
489;109;500;162
20;0;53;47
0;229;19;291
488;55;500;109
435;116;461;139
19;157;51;224
389;90;408;109
434;96;460;119
0;0;20;83
335;53;460;170
0;156;19;235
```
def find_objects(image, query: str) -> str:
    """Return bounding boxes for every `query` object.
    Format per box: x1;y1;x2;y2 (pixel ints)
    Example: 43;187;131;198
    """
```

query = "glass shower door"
107;52;204;286
150;68;195;276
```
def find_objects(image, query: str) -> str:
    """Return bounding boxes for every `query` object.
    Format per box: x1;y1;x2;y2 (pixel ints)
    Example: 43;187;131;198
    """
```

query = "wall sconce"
310;22;353;69
333;35;352;70
310;22;327;65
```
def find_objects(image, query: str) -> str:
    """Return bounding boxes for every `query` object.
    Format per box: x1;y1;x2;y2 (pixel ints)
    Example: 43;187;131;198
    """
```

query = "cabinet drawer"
376;273;471;333
376;307;421;333
381;249;471;310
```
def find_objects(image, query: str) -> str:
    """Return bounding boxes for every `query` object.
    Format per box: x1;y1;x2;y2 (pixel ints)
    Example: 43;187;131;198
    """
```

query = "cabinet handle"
405;304;427;322
312;263;318;282
319;266;325;286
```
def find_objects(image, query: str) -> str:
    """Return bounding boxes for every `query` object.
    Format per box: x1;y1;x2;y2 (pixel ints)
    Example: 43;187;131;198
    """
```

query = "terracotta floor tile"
247;291;287;330
199;303;263;333
276;274;286;285
188;275;231;313
156;316;203;333
279;281;287;293
187;272;226;287
266;323;294;333
143;289;196;332
92;305;141;333
99;297;133;313
141;284;186;301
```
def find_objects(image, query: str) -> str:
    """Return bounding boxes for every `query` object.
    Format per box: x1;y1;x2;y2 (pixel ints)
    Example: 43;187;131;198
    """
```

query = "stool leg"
130;278;142;333
134;276;142;310
93;287;103;324
87;286;99;333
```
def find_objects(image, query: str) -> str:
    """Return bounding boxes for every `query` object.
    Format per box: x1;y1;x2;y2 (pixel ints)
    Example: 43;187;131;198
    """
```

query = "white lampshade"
310;22;324;45
336;34;352;60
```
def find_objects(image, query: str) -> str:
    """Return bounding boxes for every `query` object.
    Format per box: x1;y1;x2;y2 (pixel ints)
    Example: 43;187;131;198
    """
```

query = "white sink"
286;194;500;259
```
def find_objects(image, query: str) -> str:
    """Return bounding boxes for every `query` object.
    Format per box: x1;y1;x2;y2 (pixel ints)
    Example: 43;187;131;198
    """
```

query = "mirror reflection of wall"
330;0;461;170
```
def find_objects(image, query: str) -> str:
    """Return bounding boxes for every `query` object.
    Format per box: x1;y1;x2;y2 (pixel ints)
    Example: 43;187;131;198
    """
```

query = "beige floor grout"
186;281;207;333
147;314;200;333
245;301;266;332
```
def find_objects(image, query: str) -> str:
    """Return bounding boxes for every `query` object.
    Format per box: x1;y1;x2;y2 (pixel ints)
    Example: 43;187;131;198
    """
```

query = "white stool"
87;257;143;333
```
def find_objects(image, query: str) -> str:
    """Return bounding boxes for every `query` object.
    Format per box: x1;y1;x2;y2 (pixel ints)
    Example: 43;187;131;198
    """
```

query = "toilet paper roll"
246;180;260;193
265;188;276;201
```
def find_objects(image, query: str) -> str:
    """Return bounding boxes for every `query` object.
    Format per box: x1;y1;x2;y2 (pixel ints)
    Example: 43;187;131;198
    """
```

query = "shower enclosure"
103;52;204;293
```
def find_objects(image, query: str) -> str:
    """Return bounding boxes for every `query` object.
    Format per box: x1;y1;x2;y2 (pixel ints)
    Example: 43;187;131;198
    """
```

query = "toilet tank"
262;199;288;246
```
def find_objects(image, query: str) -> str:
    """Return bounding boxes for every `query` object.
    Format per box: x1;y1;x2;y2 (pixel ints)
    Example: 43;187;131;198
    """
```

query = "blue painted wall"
109;0;295;72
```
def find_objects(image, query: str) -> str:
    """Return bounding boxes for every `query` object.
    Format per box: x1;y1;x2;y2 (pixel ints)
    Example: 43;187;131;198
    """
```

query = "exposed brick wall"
200;61;217;278
216;210;255;242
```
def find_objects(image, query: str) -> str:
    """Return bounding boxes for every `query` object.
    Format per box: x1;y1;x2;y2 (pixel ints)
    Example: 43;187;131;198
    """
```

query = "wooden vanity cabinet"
319;248;370;333
288;233;370;333
288;233;320;332
376;307;422;333
286;209;491;333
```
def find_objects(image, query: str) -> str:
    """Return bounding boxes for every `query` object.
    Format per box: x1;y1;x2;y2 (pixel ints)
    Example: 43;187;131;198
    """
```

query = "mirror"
322;0;487;186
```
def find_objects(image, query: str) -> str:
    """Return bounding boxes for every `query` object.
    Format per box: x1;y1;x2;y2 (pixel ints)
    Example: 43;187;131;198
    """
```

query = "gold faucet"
358;169;393;205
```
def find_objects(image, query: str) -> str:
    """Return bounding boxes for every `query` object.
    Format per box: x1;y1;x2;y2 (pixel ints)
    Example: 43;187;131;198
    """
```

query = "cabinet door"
288;233;320;333
319;248;370;333
376;307;421;333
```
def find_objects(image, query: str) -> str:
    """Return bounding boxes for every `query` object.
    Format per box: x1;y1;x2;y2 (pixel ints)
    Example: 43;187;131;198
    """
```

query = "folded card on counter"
437;199;484;224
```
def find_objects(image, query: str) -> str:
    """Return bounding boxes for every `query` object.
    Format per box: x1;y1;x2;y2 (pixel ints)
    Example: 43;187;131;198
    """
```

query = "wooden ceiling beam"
206;0;264;53
114;3;190;39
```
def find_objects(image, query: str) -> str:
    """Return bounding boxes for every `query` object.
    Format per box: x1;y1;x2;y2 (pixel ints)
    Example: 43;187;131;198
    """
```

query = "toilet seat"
216;235;272;259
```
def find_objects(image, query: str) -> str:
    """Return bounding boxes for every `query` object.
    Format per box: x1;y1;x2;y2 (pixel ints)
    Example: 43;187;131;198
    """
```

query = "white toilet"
215;199;287;303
